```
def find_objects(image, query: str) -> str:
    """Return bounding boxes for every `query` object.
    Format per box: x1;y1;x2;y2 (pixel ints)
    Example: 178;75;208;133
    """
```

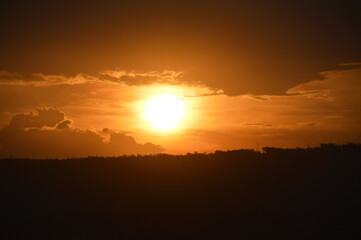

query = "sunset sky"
0;0;360;158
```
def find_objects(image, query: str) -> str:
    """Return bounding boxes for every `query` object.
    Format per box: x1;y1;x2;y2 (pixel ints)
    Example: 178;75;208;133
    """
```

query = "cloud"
0;108;163;158
0;71;24;82
0;70;188;87
30;73;97;85
0;64;360;154
241;94;270;101
156;66;361;153
286;67;361;108
337;62;361;67
9;108;65;128
182;89;224;98
100;70;186;86
56;120;72;129
286;78;333;100
0;71;96;86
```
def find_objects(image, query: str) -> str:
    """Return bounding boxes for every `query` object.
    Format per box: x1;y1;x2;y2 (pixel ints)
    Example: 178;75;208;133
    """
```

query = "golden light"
143;94;185;131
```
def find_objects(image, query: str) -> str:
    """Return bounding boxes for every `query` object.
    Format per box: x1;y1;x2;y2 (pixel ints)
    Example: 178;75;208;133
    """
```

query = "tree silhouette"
0;143;360;239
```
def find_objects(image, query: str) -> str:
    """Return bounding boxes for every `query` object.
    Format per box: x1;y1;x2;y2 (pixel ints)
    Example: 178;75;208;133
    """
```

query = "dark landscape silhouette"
1;143;360;239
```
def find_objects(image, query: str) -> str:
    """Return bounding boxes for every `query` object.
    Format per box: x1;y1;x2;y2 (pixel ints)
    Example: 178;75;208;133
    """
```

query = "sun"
143;94;185;131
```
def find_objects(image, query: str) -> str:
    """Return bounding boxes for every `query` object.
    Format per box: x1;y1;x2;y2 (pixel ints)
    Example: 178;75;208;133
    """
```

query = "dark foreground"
1;144;360;239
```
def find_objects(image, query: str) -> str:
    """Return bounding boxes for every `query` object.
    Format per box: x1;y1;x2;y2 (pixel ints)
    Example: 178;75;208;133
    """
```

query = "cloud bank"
0;70;189;87
0;108;163;159
0;64;360;154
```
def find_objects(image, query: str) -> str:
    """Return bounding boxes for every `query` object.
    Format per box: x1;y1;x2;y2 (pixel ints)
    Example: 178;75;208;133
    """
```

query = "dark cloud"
9;108;65;128
100;70;186;86
56;120;72;129
0;109;163;158
0;1;360;95
0;70;187;87
182;90;224;98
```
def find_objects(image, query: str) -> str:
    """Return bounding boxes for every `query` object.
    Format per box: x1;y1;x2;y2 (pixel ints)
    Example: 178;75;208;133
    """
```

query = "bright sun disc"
143;94;185;131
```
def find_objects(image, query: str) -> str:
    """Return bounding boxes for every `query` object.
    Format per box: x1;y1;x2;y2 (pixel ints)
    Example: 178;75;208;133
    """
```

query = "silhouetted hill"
0;143;360;239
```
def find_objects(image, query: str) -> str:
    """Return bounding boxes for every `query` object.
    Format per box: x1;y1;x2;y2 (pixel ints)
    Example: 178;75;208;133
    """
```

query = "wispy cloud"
0;70;191;87
0;71;96;86
100;70;186;85
337;62;361;67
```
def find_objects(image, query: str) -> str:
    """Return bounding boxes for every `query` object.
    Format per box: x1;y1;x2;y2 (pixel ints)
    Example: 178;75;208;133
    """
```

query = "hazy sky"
0;0;360;158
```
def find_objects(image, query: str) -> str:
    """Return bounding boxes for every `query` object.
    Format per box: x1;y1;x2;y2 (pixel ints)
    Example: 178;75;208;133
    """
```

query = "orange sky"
0;1;360;158
0;65;361;158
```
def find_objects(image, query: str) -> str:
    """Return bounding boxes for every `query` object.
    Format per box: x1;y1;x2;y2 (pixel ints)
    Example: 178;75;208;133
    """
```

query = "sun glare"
143;94;185;131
